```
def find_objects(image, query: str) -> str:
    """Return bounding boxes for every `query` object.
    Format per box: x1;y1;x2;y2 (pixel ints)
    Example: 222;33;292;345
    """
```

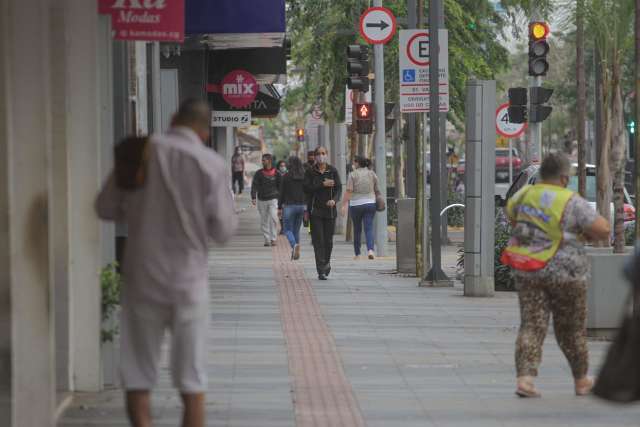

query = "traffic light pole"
528;9;543;164
423;0;450;285
373;0;388;257
528;75;543;163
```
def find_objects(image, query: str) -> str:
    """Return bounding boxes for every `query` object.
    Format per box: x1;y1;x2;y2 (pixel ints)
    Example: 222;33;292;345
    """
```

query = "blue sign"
402;69;416;83
186;0;285;35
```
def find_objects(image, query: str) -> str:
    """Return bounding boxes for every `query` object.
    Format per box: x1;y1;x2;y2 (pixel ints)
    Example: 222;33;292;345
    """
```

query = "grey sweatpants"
257;198;279;243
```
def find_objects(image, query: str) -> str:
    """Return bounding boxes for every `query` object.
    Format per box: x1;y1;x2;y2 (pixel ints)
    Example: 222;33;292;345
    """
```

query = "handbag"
114;135;150;190
593;299;640;402
372;171;386;212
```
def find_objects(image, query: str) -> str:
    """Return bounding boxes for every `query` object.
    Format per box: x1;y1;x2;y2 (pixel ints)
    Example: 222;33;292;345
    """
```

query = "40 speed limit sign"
496;103;527;138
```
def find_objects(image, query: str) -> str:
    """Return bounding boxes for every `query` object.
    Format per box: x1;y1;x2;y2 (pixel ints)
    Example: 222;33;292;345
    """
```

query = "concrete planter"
585;247;633;338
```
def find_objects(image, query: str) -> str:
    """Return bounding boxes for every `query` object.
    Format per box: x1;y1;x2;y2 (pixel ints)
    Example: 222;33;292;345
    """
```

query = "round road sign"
496;103;527;138
359;7;397;45
221;69;258;108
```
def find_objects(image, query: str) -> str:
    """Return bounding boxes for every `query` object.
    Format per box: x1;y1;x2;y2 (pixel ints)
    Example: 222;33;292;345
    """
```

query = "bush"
446;192;465;227
625;223;636;247
101;263;122;343
456;207;516;291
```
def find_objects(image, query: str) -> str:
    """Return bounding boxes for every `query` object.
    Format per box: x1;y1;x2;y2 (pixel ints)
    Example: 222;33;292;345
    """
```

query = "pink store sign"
221;70;258;108
98;0;184;42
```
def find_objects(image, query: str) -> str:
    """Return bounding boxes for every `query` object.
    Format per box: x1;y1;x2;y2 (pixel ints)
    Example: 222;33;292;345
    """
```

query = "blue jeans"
350;203;376;255
283;204;305;248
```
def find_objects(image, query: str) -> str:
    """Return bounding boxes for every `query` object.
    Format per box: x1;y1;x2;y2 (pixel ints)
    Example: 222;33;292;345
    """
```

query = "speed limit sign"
496;103;526;138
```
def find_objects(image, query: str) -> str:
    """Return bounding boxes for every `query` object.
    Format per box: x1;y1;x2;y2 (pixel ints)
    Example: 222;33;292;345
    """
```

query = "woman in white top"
341;156;379;259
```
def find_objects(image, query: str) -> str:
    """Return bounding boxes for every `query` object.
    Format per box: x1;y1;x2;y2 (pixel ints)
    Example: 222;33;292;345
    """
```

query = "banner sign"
98;0;184;42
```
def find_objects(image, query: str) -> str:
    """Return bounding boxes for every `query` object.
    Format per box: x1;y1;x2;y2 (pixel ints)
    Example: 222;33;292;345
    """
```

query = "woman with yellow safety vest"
501;152;610;398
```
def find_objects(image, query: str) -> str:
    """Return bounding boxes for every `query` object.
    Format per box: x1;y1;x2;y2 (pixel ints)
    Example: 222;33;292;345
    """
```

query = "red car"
495;148;522;183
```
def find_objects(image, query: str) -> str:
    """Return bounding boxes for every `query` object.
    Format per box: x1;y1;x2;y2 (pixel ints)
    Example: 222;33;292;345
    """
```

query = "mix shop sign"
98;0;184;42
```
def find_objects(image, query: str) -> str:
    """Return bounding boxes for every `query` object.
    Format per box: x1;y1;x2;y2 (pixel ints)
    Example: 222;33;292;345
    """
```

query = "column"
67;0;106;391
0;0;55;424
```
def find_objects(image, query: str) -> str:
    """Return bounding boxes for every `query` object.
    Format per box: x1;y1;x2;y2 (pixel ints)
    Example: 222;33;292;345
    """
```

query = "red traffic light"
356;102;372;119
529;22;550;40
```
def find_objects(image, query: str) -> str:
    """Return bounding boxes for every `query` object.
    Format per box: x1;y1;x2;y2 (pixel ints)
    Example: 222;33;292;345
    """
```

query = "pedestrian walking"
276;159;288;234
500;152;610;398
231;146;245;194
341;156;378;260
278;156;306;260
304;146;342;280
251;153;281;246
302;150;315;230
95;99;239;427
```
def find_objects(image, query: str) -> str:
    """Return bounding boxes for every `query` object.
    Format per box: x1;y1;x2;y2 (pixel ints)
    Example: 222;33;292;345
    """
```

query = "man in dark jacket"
251;153;281;246
303;146;342;279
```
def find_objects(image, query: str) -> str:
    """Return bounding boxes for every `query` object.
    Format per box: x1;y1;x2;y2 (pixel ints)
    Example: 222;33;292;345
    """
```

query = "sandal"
515;376;541;398
575;377;594;396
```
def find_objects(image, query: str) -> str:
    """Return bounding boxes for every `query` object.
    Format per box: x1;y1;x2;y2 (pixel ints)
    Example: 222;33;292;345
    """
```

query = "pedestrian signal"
508;87;527;124
355;102;373;134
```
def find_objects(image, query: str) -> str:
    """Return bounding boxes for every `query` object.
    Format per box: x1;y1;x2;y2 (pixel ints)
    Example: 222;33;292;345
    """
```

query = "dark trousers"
310;216;336;274
232;171;244;194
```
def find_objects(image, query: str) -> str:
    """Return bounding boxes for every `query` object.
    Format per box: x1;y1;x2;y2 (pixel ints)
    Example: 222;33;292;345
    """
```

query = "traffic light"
529;21;550;77
529;86;553;123
508;87;527;124
296;128;305;142
355;102;373;134
628;120;636;135
346;44;370;93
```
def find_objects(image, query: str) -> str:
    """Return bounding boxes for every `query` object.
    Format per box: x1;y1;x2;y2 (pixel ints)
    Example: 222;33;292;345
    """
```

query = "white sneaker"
367;250;375;260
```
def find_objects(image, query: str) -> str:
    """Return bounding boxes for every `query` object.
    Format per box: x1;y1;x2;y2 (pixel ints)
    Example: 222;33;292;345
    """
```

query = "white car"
503;163;635;227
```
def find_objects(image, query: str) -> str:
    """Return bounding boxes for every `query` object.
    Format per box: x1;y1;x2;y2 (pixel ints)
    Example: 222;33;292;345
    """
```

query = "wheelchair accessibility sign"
402;69;416;83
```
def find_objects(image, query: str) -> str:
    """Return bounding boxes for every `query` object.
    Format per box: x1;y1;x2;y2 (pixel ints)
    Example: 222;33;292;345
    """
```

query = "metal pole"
406;0;417;198
424;0;449;284
151;42;162;133
508;139;513;185
373;0;388;257
438;2;448;245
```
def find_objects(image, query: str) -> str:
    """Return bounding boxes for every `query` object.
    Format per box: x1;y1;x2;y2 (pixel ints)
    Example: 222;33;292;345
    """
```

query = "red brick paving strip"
272;238;366;427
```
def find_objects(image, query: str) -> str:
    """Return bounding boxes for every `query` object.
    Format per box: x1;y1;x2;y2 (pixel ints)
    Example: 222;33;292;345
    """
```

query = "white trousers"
257;198;279;243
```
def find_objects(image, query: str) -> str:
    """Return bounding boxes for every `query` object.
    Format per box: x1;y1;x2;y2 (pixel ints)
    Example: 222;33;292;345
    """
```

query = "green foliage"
494;210;516;291
447;191;464;227
456;208;515;291
101;263;122;343
287;0;526;125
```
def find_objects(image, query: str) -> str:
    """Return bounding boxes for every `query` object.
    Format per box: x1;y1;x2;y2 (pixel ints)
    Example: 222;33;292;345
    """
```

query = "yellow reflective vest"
500;184;574;271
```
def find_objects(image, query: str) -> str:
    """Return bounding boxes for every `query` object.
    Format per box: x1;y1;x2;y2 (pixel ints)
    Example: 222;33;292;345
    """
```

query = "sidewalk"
59;195;640;426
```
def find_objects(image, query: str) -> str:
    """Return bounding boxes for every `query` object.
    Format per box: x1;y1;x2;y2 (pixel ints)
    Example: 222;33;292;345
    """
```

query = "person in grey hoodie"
95;99;238;427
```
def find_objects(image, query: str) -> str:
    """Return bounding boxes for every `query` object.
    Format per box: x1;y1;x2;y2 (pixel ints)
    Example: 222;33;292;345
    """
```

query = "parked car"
495;148;522;183
501;163;636;226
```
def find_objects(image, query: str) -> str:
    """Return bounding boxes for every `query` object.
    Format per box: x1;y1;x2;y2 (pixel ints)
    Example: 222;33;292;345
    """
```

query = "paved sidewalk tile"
59;196;640;426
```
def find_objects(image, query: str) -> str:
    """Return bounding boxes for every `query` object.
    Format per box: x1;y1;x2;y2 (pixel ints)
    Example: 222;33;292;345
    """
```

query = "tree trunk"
596;56;612;247
611;60;627;253
577;0;587;197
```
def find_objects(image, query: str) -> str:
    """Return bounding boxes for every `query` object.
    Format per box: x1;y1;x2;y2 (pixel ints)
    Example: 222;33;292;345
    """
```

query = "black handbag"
593;246;640;403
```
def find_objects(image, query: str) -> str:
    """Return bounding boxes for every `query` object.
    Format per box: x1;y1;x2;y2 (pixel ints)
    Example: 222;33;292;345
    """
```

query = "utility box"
464;80;496;297
396;198;416;274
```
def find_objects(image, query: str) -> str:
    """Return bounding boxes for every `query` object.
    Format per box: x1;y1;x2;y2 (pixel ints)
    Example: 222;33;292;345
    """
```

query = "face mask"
279;167;287;173
317;154;327;164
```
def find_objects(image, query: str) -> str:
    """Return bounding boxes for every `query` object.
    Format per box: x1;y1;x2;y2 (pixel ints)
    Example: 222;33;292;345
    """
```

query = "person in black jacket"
304;146;342;280
251;153;281;246
278;156;306;260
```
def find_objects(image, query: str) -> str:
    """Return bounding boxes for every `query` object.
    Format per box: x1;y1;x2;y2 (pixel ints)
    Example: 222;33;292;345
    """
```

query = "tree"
585;0;635;251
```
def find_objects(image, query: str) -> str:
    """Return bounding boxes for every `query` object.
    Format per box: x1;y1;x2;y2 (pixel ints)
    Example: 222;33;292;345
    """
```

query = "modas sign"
98;0;184;42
